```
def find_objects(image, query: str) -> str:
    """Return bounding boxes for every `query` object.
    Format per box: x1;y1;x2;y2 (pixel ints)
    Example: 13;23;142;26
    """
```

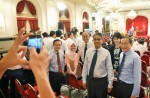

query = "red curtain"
29;19;38;31
17;19;26;31
16;0;36;15
16;0;26;14
59;9;69;18
83;22;89;32
126;16;148;36
26;1;36;15
17;17;38;31
83;12;89;20
60;20;70;33
59;11;63;17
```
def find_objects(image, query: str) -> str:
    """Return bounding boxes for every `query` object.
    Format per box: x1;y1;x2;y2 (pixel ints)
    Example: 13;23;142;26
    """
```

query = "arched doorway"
126;16;148;36
82;12;89;32
16;0;38;32
59;9;70;33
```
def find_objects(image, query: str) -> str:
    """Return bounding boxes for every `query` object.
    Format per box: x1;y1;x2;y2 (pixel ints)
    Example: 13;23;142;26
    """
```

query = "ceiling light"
127;10;137;20
57;2;66;11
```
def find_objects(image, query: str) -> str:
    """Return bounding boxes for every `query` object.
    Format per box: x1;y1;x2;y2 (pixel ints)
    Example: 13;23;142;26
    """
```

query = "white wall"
46;0;94;34
0;0;47;37
0;0;18;36
1;0;150;37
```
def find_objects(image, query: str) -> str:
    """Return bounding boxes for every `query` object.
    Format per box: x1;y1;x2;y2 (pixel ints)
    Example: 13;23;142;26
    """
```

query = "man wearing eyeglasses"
117;36;141;98
82;33;114;98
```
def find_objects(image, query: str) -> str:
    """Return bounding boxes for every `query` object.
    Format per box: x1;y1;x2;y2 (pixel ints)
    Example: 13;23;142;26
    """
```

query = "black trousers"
88;76;108;98
49;71;64;96
23;69;35;86
116;80;133;98
7;69;23;98
0;71;9;98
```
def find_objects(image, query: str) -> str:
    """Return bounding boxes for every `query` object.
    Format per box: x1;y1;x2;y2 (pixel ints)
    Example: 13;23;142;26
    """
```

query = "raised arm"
29;46;56;98
0;28;31;78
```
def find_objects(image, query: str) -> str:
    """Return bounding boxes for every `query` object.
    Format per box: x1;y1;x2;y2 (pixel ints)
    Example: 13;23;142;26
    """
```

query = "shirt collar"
123;49;132;55
94;46;102;52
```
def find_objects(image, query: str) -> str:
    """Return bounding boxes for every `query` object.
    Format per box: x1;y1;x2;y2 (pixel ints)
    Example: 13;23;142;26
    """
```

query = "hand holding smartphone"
27;34;42;53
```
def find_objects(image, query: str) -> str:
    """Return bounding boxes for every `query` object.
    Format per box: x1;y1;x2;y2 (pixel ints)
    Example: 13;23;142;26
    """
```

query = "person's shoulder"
59;50;64;55
78;41;85;47
87;47;94;52
49;49;54;53
101;47;110;53
131;50;140;58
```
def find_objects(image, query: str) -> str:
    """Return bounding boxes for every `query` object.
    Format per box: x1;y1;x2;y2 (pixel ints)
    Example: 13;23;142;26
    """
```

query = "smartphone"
27;34;42;53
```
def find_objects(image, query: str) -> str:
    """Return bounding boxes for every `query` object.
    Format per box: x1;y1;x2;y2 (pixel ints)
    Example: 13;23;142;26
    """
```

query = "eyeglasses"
93;38;101;41
83;36;89;38
121;42;130;45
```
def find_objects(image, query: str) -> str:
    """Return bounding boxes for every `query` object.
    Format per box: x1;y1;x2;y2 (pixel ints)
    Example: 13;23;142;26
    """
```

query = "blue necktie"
89;50;98;79
117;53;126;80
84;44;87;59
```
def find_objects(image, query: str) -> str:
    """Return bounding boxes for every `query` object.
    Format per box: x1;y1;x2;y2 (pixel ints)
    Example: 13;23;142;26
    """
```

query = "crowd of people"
1;27;149;98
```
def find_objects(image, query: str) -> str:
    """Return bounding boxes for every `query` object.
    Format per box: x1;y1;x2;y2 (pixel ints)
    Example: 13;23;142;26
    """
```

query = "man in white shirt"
78;31;94;63
48;39;65;96
82;33;114;98
76;32;83;47
132;38;147;56
65;32;74;48
43;31;56;51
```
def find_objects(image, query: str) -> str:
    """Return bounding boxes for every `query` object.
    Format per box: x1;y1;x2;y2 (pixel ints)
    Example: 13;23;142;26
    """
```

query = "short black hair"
80;32;83;35
49;30;56;37
122;36;133;44
95;30;100;33
139;38;144;45
56;30;62;37
53;39;62;45
93;33;102;39
42;32;49;37
113;32;122;39
64;33;68;37
68;32;73;37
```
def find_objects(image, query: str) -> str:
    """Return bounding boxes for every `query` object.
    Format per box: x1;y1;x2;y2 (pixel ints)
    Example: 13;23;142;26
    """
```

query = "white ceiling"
79;0;150;12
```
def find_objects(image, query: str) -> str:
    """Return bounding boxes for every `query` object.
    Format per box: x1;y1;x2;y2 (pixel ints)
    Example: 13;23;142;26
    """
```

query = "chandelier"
127;10;137;20
86;0;121;12
86;0;103;10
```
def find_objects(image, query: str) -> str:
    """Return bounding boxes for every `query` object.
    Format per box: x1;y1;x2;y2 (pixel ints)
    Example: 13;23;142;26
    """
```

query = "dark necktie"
57;52;63;73
89;50;98;79
117;53;126;80
84;44;87;59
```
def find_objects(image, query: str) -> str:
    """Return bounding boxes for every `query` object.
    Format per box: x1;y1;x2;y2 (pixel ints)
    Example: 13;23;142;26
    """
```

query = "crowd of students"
1;27;149;98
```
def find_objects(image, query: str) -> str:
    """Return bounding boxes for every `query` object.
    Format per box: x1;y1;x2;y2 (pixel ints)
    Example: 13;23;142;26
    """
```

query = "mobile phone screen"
28;35;42;53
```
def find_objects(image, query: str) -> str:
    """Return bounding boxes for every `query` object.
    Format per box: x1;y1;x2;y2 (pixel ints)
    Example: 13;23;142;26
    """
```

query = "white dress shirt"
48;49;65;72
82;47;114;88
132;44;148;56
78;41;94;62
76;36;83;46
43;37;54;51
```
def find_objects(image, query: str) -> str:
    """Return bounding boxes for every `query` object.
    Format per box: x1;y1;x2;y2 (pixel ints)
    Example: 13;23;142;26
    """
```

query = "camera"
27;34;42;53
